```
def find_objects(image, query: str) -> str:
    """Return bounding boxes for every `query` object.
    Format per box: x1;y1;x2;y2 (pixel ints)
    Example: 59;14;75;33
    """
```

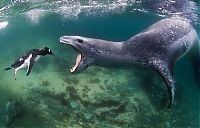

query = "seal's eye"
77;39;83;43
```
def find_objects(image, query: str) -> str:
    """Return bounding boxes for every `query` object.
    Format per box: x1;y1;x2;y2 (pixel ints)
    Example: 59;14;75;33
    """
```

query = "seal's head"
60;36;95;73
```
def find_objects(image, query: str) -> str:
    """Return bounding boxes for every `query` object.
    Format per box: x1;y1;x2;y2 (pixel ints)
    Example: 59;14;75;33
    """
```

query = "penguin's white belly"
15;54;33;71
35;55;40;62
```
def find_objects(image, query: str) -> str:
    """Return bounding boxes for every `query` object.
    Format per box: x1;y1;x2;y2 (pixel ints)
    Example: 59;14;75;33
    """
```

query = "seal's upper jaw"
60;36;74;45
59;36;84;73
60;36;83;51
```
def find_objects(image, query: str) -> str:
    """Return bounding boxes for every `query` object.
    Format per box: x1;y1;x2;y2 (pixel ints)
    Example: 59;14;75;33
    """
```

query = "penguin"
5;47;54;80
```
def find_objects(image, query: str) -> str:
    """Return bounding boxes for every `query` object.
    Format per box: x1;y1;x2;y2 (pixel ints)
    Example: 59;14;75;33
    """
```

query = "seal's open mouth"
70;52;82;73
60;37;82;73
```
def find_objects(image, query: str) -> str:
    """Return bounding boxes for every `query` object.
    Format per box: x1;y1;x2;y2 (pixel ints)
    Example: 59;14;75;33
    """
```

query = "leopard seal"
60;17;199;108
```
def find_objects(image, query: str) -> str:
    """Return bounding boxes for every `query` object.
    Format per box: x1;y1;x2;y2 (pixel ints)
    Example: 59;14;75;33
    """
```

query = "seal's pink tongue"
70;53;81;72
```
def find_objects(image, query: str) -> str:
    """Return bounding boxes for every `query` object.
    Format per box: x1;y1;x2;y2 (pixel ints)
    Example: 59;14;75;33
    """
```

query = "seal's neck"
93;40;131;67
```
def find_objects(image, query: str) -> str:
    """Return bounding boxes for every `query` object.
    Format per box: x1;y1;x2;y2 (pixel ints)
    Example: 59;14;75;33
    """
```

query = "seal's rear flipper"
188;39;200;86
150;58;175;108
190;58;200;85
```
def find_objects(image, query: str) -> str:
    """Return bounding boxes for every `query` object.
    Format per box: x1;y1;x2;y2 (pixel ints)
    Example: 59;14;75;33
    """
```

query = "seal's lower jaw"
70;52;82;73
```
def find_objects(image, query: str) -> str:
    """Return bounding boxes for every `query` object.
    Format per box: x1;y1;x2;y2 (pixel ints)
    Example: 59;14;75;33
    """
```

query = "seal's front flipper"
26;58;34;76
150;58;175;108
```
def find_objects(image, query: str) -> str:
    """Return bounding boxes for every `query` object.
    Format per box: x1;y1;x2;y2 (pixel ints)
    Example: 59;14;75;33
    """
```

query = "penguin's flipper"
26;58;35;76
150;58;175;108
14;69;18;80
4;67;12;70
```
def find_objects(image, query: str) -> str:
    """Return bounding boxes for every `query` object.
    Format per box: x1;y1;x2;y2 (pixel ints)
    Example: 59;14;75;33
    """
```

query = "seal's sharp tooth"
70;52;82;73
76;53;81;65
70;68;74;72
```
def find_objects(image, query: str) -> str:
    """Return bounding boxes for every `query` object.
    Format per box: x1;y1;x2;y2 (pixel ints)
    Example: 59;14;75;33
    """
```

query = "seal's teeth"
69;53;81;73
70;67;76;73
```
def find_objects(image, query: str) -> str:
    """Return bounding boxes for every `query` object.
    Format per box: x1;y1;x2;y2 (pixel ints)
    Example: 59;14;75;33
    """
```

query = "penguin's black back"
11;49;40;68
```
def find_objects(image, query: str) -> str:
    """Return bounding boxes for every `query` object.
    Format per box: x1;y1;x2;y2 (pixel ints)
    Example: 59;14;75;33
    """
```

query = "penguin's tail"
4;67;12;70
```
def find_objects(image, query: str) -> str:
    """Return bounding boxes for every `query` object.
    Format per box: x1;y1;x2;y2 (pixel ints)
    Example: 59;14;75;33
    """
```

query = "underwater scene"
0;0;199;127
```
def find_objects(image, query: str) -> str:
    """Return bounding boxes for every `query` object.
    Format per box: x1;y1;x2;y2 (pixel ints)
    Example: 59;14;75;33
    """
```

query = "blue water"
0;0;199;127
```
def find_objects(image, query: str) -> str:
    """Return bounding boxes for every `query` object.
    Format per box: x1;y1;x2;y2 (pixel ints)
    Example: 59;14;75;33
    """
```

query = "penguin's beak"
51;52;55;56
48;50;54;56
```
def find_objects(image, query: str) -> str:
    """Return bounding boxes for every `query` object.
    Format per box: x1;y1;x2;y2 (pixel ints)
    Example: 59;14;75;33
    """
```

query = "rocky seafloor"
0;57;199;128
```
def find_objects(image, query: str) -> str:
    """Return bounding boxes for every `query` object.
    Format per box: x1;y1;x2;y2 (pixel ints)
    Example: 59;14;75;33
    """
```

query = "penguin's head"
40;47;54;56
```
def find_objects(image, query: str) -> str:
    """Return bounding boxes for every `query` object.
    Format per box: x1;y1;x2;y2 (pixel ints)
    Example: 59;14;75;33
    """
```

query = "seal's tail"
4;67;12;70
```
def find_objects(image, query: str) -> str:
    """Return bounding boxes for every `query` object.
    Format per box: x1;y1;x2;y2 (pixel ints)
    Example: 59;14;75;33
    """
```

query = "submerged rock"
70;101;79;109
4;115;10;125
40;80;50;86
83;113;93;120
4;100;25;125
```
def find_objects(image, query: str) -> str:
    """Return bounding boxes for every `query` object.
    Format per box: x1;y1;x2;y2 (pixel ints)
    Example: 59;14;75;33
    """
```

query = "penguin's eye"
77;39;83;43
